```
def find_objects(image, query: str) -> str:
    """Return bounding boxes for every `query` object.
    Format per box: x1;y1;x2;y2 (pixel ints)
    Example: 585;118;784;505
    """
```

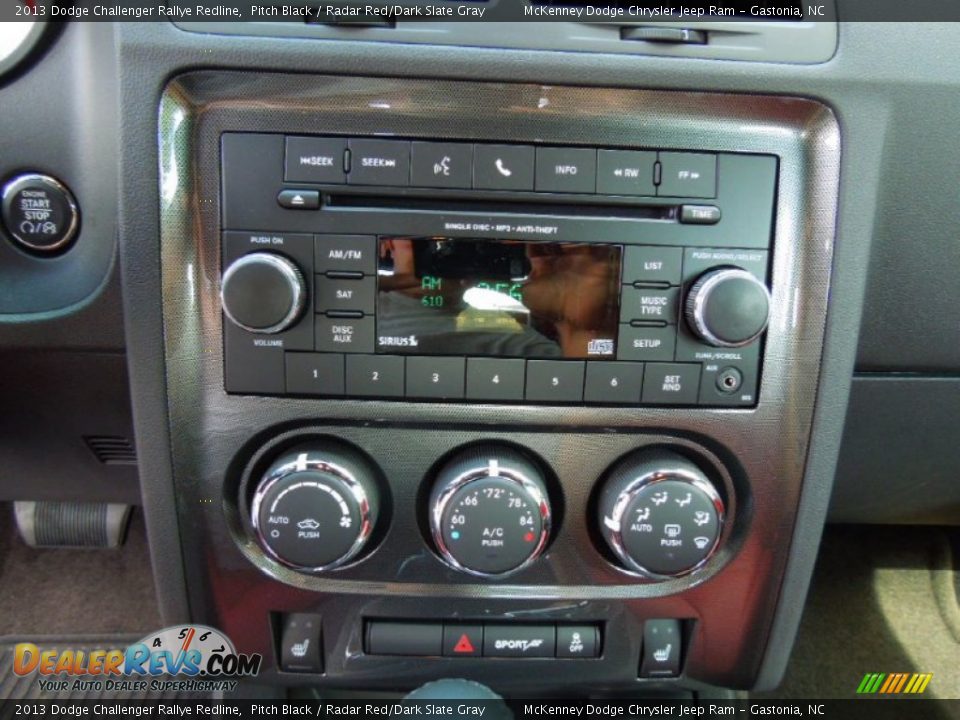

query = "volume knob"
221;252;306;334
684;267;770;348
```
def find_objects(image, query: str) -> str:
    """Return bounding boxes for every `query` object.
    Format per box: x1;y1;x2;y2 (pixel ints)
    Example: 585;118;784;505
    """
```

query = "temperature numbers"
440;476;544;575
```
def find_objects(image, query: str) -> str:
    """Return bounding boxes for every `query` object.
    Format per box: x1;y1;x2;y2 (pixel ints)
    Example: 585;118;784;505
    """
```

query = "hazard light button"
442;624;483;657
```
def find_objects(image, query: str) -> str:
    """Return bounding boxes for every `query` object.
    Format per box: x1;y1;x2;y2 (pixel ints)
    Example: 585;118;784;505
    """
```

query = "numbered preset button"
466;358;526;401
584;362;644;404
345;355;405;397
525;361;585;403
406;357;466;400
285;353;345;396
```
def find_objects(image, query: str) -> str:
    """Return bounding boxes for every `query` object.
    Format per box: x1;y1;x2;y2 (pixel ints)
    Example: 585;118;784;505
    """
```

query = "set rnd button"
641;363;701;405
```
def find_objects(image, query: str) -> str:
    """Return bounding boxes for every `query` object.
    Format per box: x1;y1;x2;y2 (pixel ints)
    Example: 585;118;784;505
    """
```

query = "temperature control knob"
430;445;551;577
598;450;724;578
251;442;380;572
221;252;306;334
685;267;770;347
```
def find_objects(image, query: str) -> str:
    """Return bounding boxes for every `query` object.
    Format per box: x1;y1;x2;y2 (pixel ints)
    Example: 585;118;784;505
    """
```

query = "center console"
158;73;839;693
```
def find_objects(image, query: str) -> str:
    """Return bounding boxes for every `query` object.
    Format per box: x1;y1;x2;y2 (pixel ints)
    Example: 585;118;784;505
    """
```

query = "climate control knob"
598;450;724;578
220;252;306;334
684;267;770;347
430;445;551;577
251;442;380;572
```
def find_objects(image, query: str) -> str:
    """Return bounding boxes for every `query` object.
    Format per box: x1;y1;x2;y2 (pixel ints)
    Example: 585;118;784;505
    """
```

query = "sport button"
483;624;555;658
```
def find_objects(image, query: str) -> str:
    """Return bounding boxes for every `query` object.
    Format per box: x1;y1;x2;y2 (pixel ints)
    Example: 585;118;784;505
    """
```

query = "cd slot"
324;193;676;221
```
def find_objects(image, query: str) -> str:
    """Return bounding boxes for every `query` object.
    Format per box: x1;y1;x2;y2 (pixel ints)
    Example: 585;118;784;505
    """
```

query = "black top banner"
7;0;960;23
2;699;960;720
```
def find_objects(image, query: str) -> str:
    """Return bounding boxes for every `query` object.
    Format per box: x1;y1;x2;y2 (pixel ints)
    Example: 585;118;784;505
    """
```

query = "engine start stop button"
1;173;80;253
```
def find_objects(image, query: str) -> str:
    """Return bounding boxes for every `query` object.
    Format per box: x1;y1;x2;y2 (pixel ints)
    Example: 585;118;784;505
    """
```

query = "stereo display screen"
376;237;622;359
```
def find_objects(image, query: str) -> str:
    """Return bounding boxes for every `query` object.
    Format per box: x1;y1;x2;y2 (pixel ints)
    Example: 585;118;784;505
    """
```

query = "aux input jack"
715;367;743;394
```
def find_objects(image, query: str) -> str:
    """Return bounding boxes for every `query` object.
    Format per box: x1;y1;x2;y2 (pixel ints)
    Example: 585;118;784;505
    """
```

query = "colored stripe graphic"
911;674;933;694
857;672;933;694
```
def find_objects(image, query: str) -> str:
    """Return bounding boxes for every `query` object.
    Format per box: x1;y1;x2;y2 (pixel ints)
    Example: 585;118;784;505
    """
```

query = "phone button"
473;144;535;191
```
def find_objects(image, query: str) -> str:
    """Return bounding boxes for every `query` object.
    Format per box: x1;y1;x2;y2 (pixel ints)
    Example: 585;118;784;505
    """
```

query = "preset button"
285;353;345;396
466;358;526;401
584;362;644;404
345;355;405;397
406;356;466;400
525;361;585;403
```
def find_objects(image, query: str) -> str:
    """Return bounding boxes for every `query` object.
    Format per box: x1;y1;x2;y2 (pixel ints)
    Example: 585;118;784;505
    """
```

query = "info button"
535;147;597;194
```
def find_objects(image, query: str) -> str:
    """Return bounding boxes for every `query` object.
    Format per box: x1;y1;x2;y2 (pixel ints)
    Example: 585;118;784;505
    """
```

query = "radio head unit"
218;133;776;408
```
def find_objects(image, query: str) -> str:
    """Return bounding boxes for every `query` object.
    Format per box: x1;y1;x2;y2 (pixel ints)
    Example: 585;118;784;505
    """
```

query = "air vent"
84;436;137;466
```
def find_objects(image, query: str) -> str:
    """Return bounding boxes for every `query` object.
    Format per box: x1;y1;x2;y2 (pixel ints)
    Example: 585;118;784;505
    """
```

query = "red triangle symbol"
453;634;475;653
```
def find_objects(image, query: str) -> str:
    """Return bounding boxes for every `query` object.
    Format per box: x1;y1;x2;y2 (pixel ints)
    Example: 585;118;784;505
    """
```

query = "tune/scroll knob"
251;442;380;572
598;449;724;578
684;267;770;348
430;445;552;578
220;252;306;334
